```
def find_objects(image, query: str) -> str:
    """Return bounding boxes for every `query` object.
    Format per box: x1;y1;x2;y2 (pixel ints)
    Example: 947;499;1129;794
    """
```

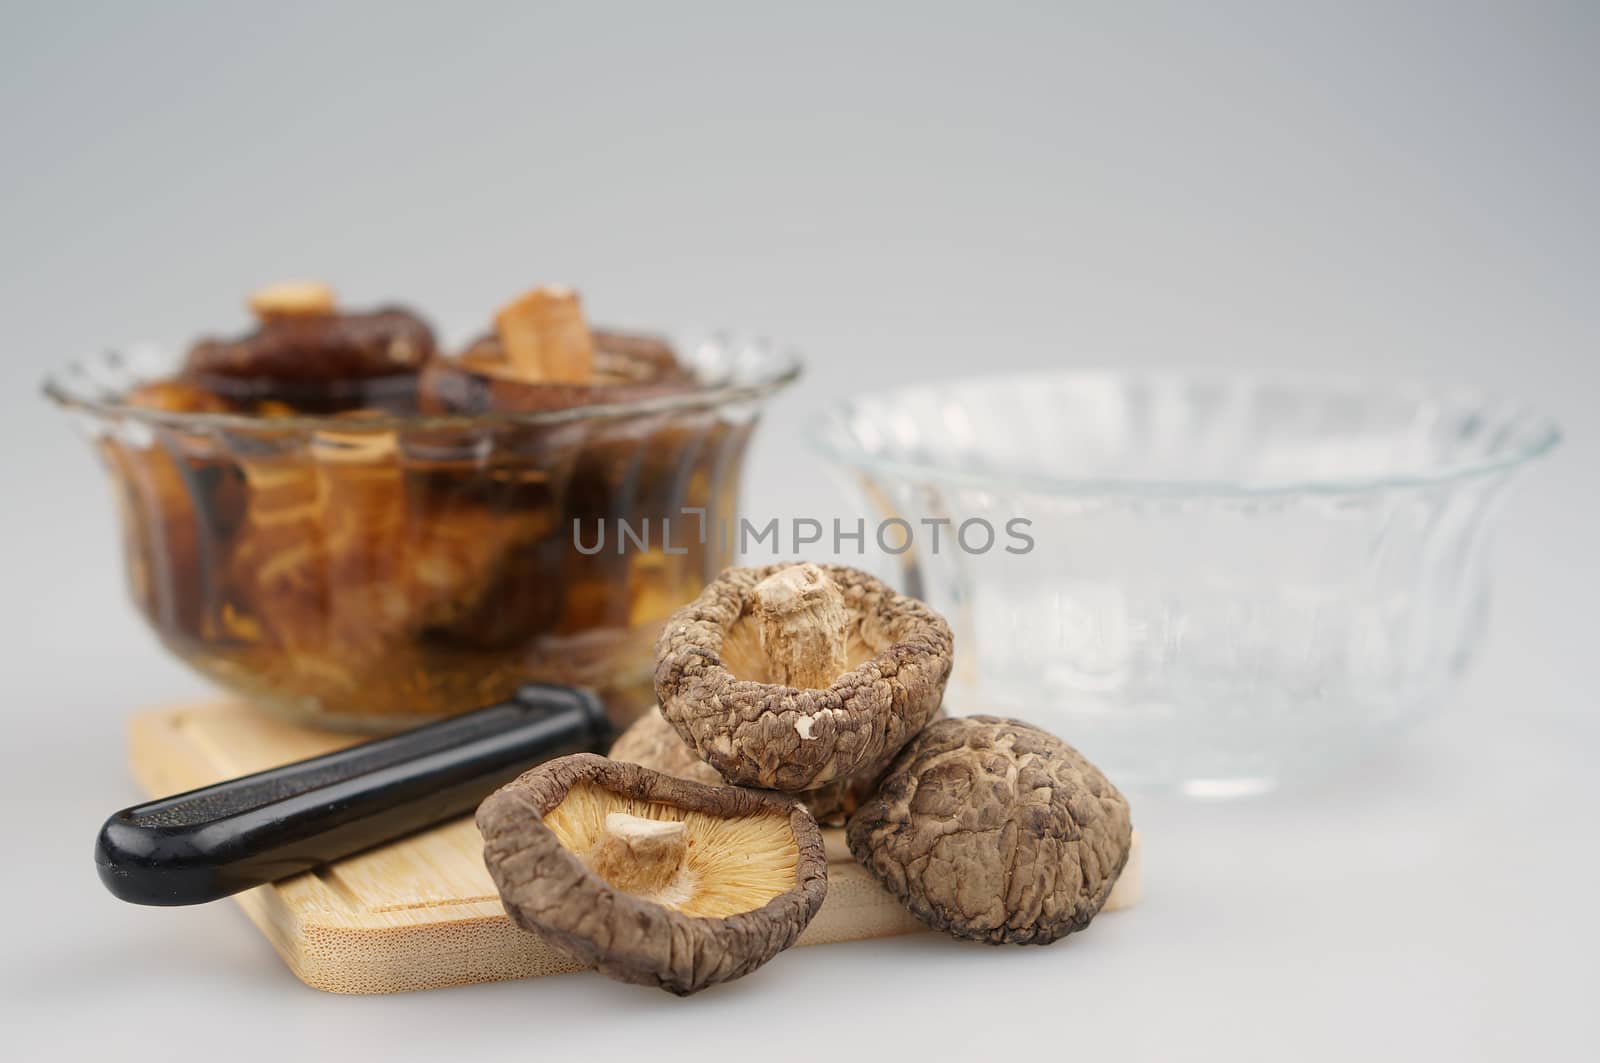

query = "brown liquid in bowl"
101;331;756;731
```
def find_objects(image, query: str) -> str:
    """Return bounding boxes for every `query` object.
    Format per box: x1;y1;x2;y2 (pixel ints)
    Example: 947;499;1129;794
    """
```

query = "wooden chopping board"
127;700;1142;994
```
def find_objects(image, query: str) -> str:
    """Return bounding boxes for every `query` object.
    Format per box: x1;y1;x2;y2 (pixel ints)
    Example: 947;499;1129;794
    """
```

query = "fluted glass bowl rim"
43;331;802;433
808;368;1561;498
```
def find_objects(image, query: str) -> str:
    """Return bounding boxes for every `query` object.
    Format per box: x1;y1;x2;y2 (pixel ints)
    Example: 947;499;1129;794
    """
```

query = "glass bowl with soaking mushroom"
46;282;799;731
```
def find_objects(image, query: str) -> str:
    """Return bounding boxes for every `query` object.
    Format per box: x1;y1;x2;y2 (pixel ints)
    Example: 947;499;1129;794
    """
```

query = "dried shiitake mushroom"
799;770;884;828
610;707;884;827
847;715;1133;946
477;753;827;995
609;707;725;787
656;562;953;791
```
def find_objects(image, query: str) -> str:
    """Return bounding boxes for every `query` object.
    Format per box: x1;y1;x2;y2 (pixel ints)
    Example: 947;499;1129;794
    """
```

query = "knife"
95;683;612;906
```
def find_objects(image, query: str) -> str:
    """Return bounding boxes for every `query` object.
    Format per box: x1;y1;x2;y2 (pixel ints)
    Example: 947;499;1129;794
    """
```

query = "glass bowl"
811;370;1559;796
48;332;799;732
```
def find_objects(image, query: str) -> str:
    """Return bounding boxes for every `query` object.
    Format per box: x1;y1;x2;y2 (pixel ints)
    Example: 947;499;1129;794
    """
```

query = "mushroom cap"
419;328;697;415
846;715;1132;946
655;563;953;791
609;707;883;826
185;306;438;382
477;753;828;995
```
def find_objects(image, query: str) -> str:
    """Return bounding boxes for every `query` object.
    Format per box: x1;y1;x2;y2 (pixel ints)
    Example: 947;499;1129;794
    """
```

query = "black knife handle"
95;683;613;906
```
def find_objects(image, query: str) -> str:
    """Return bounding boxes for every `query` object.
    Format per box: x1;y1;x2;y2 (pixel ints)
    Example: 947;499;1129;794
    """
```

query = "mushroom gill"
478;754;828;994
541;782;805;918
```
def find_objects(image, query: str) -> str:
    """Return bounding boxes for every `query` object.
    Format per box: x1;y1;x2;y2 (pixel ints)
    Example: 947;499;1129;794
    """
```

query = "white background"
2;2;1596;1060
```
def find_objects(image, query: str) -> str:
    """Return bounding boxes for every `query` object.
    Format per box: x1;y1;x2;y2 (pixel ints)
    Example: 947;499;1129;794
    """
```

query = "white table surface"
2;4;1596;1060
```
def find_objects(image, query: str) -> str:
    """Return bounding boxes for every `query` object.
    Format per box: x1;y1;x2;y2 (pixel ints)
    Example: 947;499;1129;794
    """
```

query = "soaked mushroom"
491;284;594;383
247;279;338;320
419;286;696;415
182;282;437;412
588;328;693;382
225;475;553;692
91;283;758;727
609;707;886;826
846;715;1133;945
655;562;953;791
477;753;827;995
123;379;234;413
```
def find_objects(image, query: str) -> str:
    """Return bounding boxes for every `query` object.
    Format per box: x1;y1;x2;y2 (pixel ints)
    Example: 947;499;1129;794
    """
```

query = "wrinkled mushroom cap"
477;754;827;995
847;716;1132;946
655;563;953;791
609;707;884;826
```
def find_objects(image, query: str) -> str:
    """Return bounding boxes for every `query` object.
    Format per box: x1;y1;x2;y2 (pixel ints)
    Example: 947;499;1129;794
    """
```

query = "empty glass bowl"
811;371;1559;795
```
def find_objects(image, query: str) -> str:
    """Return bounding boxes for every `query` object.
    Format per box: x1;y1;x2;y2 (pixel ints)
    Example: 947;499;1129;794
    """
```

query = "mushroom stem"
751;563;851;690
493;284;594;383
589;812;688;894
248;280;336;322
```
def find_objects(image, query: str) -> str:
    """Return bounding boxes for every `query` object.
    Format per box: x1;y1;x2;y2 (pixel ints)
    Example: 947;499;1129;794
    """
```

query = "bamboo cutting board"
127;700;1142;994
